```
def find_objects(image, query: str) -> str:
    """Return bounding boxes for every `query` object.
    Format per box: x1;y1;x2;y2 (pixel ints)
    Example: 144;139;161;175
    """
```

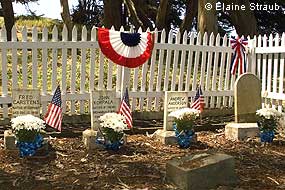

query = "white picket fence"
0;25;284;118
251;33;285;112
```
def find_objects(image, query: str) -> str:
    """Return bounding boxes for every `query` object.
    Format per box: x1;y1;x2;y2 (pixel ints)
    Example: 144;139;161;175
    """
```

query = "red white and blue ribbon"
98;28;154;68
230;36;248;75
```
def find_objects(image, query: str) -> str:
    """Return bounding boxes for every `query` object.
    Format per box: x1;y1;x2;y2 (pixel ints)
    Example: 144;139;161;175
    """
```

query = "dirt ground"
0;120;285;190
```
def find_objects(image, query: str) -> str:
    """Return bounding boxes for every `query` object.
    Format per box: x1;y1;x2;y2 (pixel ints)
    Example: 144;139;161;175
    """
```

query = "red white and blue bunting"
230;36;248;75
98;28;154;68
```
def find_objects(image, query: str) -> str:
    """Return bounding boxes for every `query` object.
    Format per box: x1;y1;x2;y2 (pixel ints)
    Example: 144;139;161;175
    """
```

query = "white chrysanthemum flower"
99;113;128;132
169;108;200;120
256;108;282;120
11;115;45;132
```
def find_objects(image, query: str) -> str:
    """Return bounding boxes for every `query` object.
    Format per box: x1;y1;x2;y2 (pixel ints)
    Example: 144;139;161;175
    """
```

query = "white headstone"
90;90;120;130
12;89;41;117
163;91;189;131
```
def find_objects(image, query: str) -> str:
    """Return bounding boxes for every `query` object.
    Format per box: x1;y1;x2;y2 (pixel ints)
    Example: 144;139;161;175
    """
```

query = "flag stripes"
118;88;133;128
190;85;204;112
44;86;63;131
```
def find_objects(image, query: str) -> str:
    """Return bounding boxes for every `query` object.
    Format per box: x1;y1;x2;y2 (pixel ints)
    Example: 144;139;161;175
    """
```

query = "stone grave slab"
163;91;189;131
83;90;120;150
226;73;262;141
90;90;120;131
225;123;259;141
166;152;237;190
155;91;189;145
5;89;41;150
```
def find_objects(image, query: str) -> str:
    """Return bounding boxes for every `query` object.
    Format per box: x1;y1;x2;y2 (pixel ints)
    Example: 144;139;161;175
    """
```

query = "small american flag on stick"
118;88;133;129
44;86;63;132
190;85;204;113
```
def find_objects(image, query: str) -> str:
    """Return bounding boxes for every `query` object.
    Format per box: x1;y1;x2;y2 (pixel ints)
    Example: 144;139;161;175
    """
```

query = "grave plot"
0;119;285;190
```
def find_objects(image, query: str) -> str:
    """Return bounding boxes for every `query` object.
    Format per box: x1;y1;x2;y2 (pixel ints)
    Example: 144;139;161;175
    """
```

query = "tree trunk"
0;0;14;41
225;0;257;37
124;0;144;29
198;0;217;35
180;0;198;33
103;0;122;30
60;0;73;40
155;0;168;30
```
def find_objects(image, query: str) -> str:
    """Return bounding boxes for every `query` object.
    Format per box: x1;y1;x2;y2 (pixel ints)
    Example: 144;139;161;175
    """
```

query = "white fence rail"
0;25;284;118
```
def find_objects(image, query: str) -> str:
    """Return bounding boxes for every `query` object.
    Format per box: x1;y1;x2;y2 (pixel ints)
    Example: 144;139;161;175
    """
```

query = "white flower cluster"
256;108;282;120
169;108;200;120
99;113;127;132
11;115;45;132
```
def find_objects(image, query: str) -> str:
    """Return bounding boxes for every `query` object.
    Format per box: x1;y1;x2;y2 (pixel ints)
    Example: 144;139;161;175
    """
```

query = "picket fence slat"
192;32;202;92
210;33;220;108
267;35;273;108
11;26;18;90
154;29;166;110
185;33;195;92
205;33;214;108
178;31;188;91
21;26;28;89
41;27;49;114
70;26;78;114
163;29;173;91
216;34;228;108
32;27;38;89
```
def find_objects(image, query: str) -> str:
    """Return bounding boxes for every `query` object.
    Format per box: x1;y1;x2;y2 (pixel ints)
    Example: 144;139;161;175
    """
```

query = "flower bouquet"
256;108;282;143
11;115;45;157
169;108;200;148
96;113;127;150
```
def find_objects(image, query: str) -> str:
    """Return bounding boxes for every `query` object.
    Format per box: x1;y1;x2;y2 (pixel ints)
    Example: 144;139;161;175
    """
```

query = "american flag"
230;36;248;75
190;85;204;112
118;88;133;129
44;86;63;131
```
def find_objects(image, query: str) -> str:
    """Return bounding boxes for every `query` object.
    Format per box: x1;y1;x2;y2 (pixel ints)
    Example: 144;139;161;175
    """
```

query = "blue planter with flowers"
169;108;200;149
173;123;195;148
256;108;282;143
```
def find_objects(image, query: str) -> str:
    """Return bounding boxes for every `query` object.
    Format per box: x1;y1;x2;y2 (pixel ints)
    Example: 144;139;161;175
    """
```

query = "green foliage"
15;15;62;31
14;129;38;142
256;116;279;132
175;119;195;133
102;127;124;143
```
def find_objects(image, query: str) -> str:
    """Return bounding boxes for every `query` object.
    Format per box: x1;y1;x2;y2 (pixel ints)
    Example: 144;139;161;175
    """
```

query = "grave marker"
225;73;261;141
163;91;189;131
12;89;41;117
5;89;41;150
90;90;120;131
234;73;261;123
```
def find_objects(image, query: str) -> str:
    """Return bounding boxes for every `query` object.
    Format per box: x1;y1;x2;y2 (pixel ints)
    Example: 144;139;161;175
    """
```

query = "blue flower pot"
16;134;43;157
173;123;195;148
96;137;124;151
260;130;275;143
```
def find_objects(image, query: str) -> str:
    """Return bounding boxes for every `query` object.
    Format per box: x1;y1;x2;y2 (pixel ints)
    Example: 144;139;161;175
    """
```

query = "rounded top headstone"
234;73;261;123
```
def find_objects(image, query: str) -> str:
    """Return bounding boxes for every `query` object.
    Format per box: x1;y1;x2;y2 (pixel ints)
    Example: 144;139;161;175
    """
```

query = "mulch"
0;127;285;190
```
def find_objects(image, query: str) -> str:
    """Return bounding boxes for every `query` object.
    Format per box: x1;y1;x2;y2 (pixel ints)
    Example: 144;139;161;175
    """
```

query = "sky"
13;0;78;20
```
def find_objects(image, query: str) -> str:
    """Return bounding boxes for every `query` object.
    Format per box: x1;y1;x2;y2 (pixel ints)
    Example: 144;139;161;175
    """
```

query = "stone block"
4;130;17;150
166;153;237;190
82;129;99;150
82;129;127;150
154;129;197;145
225;123;259;141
